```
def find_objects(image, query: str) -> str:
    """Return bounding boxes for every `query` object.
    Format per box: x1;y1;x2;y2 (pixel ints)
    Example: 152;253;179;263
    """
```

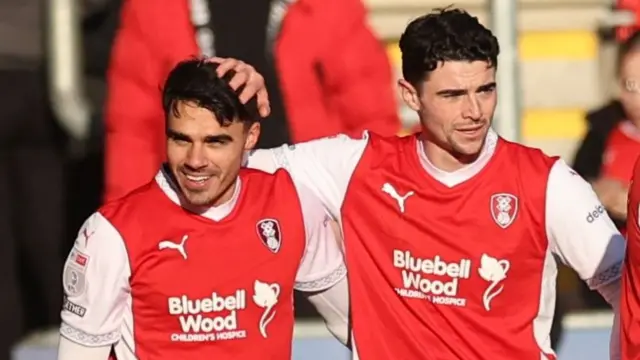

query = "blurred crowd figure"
0;1;66;359
572;31;640;308
103;0;400;203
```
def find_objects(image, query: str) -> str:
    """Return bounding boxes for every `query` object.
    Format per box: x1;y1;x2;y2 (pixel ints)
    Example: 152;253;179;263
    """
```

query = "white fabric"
246;135;369;220
58;337;110;360
245;129;624;360
59;212;131;349
305;276;350;345
58;170;348;357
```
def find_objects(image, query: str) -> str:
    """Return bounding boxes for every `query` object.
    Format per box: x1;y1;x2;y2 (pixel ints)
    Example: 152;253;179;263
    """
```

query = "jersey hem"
586;260;623;290
60;322;121;347
294;263;347;292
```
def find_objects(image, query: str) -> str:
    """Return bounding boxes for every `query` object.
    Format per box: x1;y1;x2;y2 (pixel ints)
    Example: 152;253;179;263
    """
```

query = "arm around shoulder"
245;134;369;216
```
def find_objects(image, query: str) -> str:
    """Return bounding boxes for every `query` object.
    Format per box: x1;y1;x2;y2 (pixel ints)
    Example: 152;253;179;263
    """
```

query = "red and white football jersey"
246;129;625;360
621;157;640;359
60;168;346;359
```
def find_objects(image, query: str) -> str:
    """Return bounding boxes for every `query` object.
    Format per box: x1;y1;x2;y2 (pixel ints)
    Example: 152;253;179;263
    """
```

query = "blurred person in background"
104;0;400;203
64;0;122;253
572;30;640;309
0;0;65;358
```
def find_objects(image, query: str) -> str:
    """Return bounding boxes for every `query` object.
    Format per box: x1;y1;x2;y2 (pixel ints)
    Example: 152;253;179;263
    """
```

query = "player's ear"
398;79;421;111
244;122;260;150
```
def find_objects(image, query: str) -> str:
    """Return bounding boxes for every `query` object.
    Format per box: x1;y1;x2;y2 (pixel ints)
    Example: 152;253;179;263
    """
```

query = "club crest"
256;219;282;253
490;193;518;229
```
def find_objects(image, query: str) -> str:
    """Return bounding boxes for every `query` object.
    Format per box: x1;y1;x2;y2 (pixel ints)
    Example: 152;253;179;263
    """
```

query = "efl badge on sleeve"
256;219;282;253
63;248;89;297
490;193;518;229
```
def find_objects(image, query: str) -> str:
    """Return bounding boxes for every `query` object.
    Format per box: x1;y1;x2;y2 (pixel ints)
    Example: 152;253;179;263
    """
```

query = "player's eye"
172;138;190;146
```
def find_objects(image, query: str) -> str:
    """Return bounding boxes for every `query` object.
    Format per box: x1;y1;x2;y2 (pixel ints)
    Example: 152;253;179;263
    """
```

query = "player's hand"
208;57;271;118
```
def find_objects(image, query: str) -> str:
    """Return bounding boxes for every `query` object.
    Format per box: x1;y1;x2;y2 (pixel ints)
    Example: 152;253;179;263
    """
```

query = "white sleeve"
59;212;131;351
245;133;369;218
305;277;350;346
58;337;111;360
545;160;623;360
294;182;347;292
546;160;625;287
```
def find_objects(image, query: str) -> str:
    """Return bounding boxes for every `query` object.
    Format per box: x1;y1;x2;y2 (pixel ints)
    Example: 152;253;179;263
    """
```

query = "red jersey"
601;120;640;183
60;168;346;359
246;129;625;359
622;157;640;359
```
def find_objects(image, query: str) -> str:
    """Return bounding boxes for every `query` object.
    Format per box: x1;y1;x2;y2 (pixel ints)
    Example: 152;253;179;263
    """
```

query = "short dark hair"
162;58;259;126
617;30;640;76
399;7;500;86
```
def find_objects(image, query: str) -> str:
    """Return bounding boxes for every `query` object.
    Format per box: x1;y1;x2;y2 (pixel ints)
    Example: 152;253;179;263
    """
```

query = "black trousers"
0;69;64;359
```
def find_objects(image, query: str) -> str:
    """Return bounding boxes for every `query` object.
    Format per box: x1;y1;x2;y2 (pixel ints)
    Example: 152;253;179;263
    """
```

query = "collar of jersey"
416;128;498;188
155;166;242;222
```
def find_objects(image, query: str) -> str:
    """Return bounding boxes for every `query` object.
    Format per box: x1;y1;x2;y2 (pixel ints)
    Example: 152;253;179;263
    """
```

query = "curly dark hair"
162;58;259;126
399;7;500;86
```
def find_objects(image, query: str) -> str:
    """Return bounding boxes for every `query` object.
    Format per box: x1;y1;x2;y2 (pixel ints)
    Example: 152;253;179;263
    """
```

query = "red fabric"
341;134;558;359
601;121;640;184
104;0;399;202
622;157;640;359
617;0;640;42
103;168;305;359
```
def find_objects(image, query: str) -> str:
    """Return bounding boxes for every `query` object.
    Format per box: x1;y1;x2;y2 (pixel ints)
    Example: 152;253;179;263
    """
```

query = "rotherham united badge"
490;193;518;229
256;219;282;253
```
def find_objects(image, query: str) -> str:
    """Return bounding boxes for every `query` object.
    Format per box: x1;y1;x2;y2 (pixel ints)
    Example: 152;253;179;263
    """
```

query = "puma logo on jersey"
159;235;189;260
382;183;414;213
82;228;95;246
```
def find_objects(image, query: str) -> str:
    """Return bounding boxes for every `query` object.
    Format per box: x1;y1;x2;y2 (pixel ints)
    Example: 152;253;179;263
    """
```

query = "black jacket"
572;100;626;180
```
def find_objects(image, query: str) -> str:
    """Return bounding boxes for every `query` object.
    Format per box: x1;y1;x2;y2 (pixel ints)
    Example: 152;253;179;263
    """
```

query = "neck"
419;134;482;173
209;178;239;208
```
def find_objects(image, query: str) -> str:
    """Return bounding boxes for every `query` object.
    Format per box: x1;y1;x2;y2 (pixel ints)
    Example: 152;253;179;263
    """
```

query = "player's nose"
462;95;482;120
184;144;207;169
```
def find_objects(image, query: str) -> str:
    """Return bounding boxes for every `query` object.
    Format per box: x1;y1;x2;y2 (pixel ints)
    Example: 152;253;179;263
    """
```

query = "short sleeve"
60;212;131;347
546;160;625;289
245;133;369;218
293;183;347;292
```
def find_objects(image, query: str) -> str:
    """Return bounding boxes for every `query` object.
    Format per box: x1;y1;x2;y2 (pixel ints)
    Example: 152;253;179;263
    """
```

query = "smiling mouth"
181;172;214;186
185;174;211;181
